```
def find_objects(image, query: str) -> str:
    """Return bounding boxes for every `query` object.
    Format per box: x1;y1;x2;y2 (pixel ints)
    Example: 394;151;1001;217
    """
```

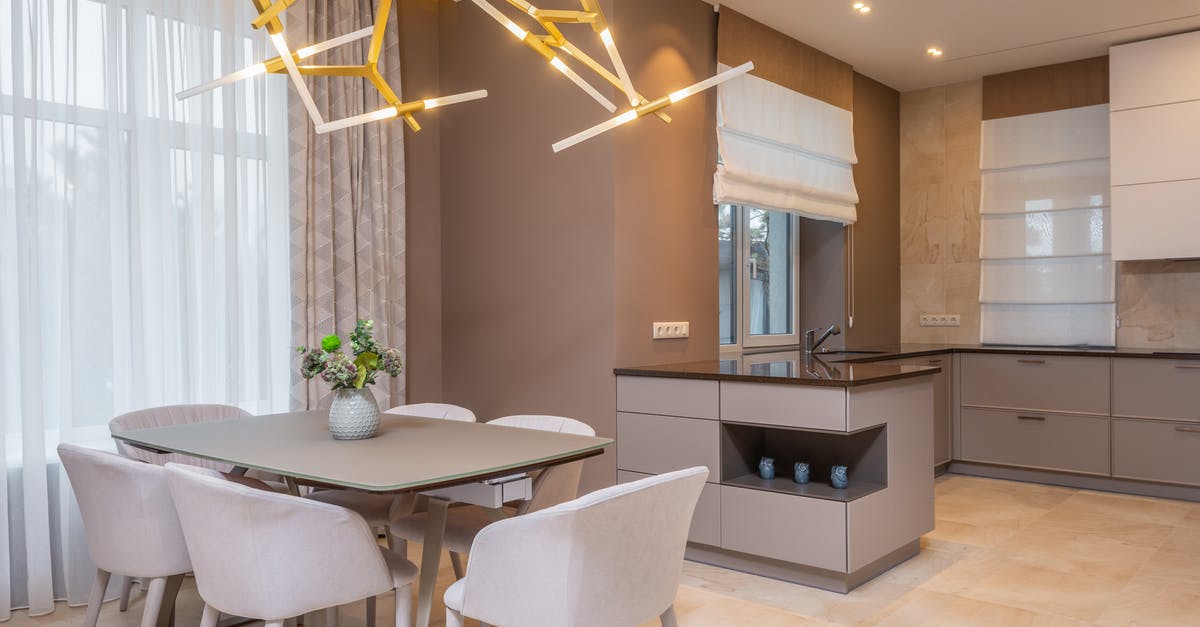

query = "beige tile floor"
9;474;1200;626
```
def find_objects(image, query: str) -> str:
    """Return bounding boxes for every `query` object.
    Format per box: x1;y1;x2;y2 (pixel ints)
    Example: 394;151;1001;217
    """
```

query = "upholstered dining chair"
108;403;280;611
165;463;418;627
388;415;594;580
444;466;709;627
58;443;192;627
306;402;478;547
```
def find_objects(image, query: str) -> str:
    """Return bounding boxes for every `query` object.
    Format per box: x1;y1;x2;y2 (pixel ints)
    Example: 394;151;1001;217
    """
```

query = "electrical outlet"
920;314;961;327
652;321;690;339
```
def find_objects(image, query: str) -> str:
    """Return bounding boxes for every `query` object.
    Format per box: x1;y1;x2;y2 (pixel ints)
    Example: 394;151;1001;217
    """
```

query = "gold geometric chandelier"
175;0;753;152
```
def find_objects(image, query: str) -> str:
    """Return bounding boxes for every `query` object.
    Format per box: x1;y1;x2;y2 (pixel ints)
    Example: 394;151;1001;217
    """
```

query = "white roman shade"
979;104;1116;346
714;64;859;224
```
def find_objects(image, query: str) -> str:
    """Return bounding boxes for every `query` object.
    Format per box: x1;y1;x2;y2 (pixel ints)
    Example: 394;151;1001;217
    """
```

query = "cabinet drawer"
720;382;847;431
1113;419;1200;487
617;412;719;477
960;408;1110;475
619;471;720;546
720;486;846;572
960;353;1109;414
1113;358;1200;422
616;376;718;419
871;355;952;465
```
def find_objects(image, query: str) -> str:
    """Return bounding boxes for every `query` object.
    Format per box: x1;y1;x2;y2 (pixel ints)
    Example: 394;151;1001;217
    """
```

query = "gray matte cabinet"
1113;358;1200;422
616;412;719;477
720;486;846;572
1112;418;1200;486
959;353;1110;415
871;354;952;467
960;407;1110;475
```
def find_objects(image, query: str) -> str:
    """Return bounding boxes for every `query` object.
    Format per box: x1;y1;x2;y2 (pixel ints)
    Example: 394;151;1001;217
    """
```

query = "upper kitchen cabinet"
1110;31;1200;261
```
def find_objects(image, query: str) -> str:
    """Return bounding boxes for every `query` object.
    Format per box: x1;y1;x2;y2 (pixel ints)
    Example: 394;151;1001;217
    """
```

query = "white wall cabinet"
1110;31;1200;260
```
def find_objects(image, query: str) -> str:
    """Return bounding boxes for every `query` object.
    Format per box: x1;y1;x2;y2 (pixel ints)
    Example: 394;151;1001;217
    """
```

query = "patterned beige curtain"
288;0;406;410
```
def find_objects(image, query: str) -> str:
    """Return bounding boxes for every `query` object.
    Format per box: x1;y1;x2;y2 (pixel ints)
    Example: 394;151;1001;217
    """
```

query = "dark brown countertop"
614;343;1200;388
613;355;940;388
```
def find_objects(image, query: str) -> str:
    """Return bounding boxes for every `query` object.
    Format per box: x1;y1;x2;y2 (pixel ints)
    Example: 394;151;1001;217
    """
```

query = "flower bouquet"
297;319;402;439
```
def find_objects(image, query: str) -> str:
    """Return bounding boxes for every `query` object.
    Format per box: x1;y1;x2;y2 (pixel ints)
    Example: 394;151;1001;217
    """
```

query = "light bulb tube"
668;61;753;103
599;28;639;107
176;63;267;100
422;89;489;110
296;26;374;60
470;0;528;40
316;106;398;134
552;109;638;153
550;56;617;113
270;32;325;125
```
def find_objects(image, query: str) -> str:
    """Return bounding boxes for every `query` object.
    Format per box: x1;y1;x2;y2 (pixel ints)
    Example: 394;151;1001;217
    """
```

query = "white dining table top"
112;410;612;492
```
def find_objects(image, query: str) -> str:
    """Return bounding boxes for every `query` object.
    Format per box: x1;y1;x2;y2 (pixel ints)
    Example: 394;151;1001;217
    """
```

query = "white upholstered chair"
58;443;192;627
108;403;279;610
389;415;594;579
444;466;709;627
306;402;478;544
165;463;418;627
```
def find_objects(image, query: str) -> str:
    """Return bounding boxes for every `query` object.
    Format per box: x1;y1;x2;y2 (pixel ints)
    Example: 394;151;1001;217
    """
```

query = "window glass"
718;204;737;345
747;207;793;337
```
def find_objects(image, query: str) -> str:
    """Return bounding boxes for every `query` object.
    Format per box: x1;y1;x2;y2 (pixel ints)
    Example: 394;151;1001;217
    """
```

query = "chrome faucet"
805;324;842;354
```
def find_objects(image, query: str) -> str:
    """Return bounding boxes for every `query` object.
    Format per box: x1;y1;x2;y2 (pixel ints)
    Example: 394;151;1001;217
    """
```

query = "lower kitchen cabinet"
720;485;846;572
959;408;1110;475
871;354;952;468
1112;418;1200;487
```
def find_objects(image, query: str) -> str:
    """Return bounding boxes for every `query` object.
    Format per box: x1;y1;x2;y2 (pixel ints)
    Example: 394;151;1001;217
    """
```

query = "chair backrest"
164;463;394;620
57;443;192;578
109;404;250;471
460;467;708;627
487;415;595;513
384;402;476;422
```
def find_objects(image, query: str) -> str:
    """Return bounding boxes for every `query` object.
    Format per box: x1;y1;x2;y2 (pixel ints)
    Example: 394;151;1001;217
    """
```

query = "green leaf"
354;351;380;372
354;366;368;389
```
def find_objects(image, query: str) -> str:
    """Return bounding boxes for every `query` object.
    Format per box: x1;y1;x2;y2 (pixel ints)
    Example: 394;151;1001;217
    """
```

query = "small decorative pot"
831;465;849;489
794;462;810;484
758;456;776;480
328;388;380;440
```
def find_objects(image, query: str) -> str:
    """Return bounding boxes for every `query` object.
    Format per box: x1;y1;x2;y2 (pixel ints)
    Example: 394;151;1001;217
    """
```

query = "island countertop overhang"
614;357;939;388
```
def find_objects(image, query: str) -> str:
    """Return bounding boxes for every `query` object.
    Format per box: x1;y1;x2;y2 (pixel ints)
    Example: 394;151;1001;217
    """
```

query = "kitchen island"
613;354;939;593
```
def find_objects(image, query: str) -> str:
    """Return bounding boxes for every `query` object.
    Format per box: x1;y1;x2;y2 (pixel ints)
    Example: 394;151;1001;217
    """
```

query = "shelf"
724;472;886;503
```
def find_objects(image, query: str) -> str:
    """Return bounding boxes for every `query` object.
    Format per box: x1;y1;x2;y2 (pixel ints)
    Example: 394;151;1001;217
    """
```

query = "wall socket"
920;314;961;327
652;321;690;339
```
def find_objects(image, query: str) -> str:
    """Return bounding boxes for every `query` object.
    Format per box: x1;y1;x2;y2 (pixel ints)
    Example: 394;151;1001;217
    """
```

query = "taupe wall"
612;0;720;369
436;0;618;492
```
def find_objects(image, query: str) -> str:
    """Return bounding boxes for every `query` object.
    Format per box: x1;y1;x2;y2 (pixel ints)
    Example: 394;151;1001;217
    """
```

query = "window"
719;204;799;349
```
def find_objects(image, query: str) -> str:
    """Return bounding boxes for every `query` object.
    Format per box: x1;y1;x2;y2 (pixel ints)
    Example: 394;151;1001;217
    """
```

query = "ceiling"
701;0;1200;91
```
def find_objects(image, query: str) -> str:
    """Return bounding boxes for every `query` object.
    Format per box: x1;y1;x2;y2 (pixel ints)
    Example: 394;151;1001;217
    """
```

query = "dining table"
112;409;613;627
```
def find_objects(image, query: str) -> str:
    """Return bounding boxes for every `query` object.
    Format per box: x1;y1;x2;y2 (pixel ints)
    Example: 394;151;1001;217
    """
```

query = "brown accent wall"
436;0;618;492
846;73;901;346
612;0;720;369
399;0;443;402
981;56;1109;120
716;8;853;110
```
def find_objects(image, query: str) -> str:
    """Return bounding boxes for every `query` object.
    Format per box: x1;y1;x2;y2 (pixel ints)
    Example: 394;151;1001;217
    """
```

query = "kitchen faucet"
804;324;842;354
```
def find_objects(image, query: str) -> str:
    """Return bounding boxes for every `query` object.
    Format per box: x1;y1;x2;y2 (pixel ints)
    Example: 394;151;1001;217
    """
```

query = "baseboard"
684;540;920;594
947;461;1200;502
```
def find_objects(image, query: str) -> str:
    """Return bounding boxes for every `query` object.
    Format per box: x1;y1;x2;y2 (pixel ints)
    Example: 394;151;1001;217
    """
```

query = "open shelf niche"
721;422;887;502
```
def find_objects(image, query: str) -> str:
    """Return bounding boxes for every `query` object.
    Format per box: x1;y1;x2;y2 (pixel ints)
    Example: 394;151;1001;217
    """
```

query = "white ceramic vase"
328;388;380;440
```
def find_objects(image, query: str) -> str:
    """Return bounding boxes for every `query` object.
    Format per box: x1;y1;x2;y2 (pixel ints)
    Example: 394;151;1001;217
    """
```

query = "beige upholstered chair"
165;463;418;627
389;415;594;579
445;466;709;627
58;444;192;627
307;402;478;544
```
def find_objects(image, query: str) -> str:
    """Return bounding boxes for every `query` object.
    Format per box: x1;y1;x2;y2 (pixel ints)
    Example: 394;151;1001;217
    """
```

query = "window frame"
720;203;801;352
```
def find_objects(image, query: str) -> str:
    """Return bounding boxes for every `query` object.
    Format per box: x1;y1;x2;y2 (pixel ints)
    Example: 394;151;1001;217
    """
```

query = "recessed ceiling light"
926;47;944;58
852;2;872;14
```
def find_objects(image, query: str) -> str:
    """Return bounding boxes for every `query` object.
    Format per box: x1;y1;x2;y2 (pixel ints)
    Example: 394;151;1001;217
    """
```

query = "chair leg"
84;569;111;627
446;610;464;627
118;575;134;611
325;606;339;627
264;622;284;627
660;604;679;627
392;537;408;559
199;604;220;627
154;574;185;627
366;596;377;627
449;552;465;580
139;577;168;627
395;585;414;627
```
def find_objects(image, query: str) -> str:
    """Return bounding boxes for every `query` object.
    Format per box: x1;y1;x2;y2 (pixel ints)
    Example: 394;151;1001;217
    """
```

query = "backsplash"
899;80;1200;350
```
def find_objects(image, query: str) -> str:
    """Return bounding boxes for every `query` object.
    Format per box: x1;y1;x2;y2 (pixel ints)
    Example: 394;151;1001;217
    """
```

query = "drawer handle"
1175;364;1200;370
1018;415;1046;422
1175;426;1200;434
928;359;943;365
1017;359;1046;365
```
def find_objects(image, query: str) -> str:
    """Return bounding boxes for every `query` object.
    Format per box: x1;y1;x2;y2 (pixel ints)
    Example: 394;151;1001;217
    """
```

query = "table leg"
229;466;248;476
415;497;450;627
284;476;301;496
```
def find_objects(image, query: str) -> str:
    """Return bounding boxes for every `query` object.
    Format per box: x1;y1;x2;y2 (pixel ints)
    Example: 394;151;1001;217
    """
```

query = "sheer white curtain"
0;0;290;618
